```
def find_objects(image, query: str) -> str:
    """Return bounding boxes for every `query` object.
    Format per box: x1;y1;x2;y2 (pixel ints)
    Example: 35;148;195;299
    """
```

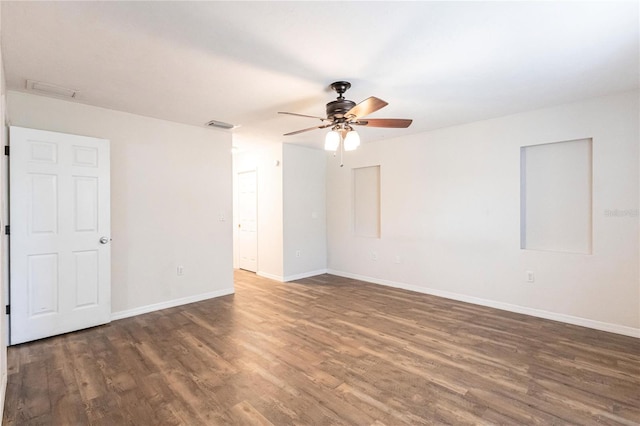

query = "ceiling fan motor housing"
326;99;356;120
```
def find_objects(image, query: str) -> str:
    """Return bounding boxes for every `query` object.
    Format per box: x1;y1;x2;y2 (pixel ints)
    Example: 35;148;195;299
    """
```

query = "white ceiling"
2;1;638;151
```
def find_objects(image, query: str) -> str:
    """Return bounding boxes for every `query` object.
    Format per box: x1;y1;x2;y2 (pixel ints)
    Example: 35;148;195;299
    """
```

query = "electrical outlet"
525;271;534;283
295;250;301;258
177;266;184;276
371;251;378;261
394;255;402;264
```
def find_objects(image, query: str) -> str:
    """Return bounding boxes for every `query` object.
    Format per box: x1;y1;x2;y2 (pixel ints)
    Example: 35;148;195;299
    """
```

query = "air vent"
205;120;235;130
26;80;79;98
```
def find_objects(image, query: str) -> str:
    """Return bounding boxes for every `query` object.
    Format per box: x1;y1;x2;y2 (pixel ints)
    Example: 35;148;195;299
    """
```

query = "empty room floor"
3;270;640;425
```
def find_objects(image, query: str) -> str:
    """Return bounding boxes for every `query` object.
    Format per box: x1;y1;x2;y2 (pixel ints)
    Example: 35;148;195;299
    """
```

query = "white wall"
327;90;639;336
283;144;326;280
7;91;234;318
233;145;284;280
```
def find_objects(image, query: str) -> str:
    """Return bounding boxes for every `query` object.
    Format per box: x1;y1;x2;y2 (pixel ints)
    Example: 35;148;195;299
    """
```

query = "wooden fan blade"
345;97;388;119
284;123;333;136
278;112;330;122
354;118;413;128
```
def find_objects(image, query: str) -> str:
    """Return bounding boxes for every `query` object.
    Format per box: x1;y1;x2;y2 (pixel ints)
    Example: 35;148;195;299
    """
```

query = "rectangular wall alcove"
353;165;381;238
520;138;593;254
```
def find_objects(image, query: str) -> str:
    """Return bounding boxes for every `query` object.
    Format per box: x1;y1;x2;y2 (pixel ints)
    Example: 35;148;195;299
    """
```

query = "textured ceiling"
2;1;638;150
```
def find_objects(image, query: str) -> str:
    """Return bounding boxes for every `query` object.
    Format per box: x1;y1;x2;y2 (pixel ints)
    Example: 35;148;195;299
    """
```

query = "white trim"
256;271;284;282
327;269;640;339
283;269;328;282
110;288;235;321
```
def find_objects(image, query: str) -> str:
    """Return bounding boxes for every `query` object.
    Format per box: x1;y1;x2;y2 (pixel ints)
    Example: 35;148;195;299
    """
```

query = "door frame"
2;95;9;348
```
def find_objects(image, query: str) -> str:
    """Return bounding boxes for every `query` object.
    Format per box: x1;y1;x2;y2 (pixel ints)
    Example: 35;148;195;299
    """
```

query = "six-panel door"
10;126;111;345
238;170;257;272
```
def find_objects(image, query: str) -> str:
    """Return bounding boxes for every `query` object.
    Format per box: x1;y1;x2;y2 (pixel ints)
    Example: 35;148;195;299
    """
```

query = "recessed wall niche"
520;138;593;254
353;165;380;238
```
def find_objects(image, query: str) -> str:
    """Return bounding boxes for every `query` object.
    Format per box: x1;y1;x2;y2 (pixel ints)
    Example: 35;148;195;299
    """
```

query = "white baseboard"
256;271;284;282
110;287;235;321
258;269;329;283
283;269;328;282
327;269;640;339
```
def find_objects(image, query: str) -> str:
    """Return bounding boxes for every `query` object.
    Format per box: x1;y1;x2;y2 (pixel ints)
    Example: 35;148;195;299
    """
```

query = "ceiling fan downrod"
326;81;356;120
330;81;351;99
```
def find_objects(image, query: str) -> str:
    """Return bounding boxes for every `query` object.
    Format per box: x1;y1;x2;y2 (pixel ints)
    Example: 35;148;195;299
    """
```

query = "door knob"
99;236;110;244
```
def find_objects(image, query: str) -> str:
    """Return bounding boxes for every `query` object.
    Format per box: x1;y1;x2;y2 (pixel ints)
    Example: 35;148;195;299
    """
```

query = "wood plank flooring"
3;270;640;425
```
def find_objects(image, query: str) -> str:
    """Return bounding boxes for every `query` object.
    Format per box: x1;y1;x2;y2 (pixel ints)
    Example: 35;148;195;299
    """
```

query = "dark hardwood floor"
3;270;640;425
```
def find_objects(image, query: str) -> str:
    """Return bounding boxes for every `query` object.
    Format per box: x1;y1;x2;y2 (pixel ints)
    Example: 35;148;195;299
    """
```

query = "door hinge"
4;146;8;156
5;305;9;315
4;225;8;235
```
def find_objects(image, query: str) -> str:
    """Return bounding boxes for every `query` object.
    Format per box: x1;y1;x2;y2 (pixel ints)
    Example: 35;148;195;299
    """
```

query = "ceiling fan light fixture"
343;130;360;151
324;130;340;151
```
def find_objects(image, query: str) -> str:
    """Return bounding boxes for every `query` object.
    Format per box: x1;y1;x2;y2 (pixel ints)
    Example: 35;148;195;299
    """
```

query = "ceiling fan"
279;81;412;152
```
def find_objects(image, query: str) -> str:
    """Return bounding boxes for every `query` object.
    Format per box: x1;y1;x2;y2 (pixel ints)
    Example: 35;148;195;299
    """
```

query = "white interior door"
9;126;111;345
238;170;257;272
